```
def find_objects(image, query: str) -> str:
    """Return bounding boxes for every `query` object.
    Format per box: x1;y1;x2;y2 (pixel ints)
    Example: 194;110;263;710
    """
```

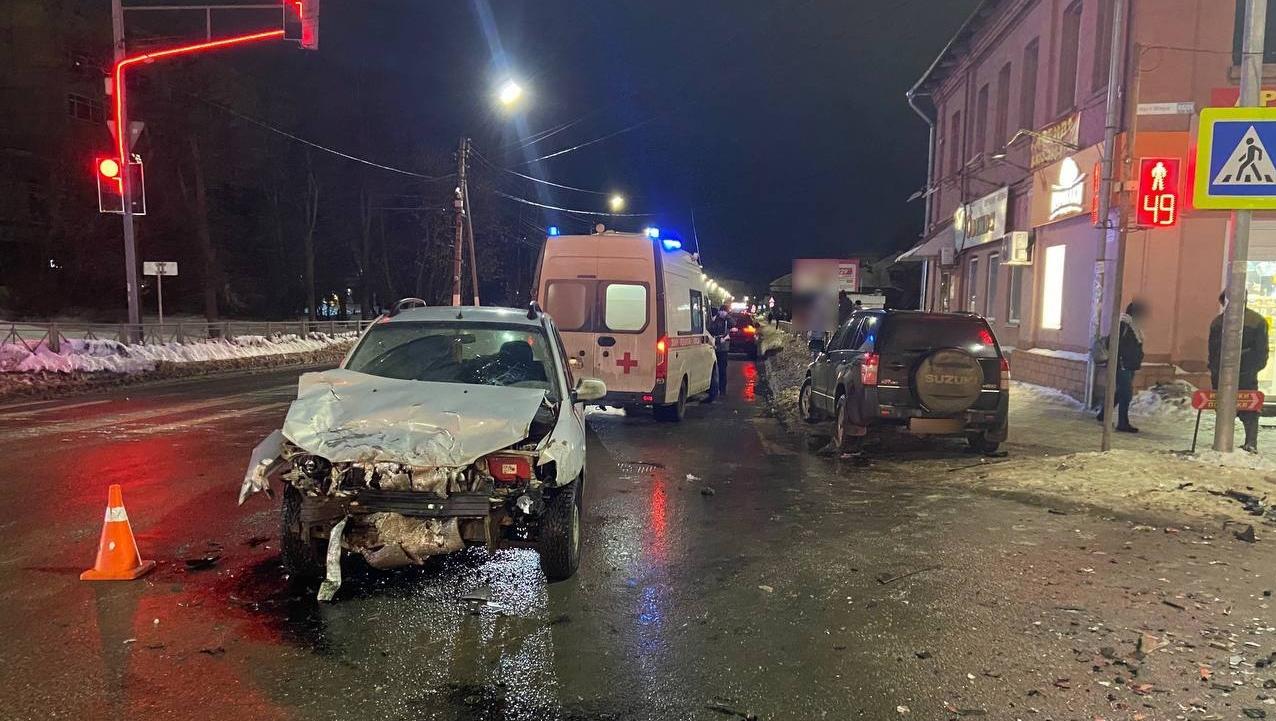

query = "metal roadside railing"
1;319;373;354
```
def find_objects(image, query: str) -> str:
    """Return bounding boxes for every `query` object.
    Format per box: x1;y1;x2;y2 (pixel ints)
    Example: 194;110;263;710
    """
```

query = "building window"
995;63;1011;147
1040;245;1066;330
985;252;1000;320
1232;0;1276;64
1092;0;1115;91
1007;265;1024;324
973;83;990;156
1056;1;1083;113
966;256;980;313
1020;39;1039;130
949;110;963;175
67;93;104;123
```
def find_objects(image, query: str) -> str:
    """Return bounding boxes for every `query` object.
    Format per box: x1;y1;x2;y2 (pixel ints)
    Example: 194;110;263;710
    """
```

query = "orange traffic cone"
81;484;156;581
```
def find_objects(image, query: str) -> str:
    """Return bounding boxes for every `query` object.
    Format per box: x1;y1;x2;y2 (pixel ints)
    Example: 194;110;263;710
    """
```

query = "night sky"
251;0;981;288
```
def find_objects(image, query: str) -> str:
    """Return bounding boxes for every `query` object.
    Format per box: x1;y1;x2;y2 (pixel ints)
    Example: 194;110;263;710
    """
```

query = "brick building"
900;0;1259;402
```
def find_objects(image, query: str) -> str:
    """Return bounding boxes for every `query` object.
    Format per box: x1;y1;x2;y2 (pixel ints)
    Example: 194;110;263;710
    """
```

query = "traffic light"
283;0;319;50
96;157;146;215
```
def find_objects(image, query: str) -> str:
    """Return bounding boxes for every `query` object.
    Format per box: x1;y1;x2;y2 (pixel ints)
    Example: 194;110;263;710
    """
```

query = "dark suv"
798;310;1009;453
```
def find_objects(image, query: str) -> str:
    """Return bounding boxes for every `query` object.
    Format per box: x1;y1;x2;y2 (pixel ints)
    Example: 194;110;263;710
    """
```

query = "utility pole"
451;137;470;307
111;0;142;332
1215;0;1269;451
463;181;480;305
1097;0;1130;452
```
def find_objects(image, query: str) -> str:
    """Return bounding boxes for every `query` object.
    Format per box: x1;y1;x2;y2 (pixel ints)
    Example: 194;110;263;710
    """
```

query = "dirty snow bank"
949;448;1276;524
0;333;355;374
760;328;809;423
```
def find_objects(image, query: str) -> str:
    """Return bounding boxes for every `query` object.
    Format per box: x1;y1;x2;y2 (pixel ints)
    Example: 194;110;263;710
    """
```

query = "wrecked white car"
241;303;605;594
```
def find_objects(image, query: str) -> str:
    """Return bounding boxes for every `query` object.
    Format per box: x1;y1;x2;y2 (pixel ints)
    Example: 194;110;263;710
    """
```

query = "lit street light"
609;194;625;212
497;79;524;107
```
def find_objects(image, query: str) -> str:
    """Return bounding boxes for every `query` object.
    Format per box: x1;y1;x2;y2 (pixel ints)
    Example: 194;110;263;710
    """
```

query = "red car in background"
728;312;759;358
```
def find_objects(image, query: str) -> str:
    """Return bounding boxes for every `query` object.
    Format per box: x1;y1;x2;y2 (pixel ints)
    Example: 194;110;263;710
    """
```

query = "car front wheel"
538;479;582;581
280;486;324;581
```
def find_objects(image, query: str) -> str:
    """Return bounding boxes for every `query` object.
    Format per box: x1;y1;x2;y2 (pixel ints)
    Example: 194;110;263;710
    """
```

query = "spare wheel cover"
913;348;983;414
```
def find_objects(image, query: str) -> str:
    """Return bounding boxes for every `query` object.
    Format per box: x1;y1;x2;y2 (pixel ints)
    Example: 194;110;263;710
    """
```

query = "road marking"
112;401;291;437
0;398;113;419
1;386;296;441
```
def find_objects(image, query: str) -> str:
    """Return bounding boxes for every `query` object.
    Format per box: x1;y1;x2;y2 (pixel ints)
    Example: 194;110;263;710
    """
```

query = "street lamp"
497;79;524;107
609;194;625;212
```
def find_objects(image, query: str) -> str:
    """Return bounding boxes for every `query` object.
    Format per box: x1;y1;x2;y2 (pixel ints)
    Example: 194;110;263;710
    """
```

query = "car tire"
539;479;582;581
967;432;1000;455
799;378;820;423
834;393;864;453
704;365;720;403
654;378;688;422
280;486;324;581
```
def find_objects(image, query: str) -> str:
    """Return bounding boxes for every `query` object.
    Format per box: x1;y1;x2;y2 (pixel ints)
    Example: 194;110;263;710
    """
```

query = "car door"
812;317;859;413
828;315;869;398
594;281;651;395
543;279;598;380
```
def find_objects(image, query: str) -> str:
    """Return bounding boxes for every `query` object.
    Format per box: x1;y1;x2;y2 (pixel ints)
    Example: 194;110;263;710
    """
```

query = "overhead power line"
190;94;455;182
517;116;660;166
493;190;655;217
472;147;612;196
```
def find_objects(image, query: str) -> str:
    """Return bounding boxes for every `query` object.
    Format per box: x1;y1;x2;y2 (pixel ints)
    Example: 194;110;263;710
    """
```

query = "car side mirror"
808;338;825;354
573;377;607;402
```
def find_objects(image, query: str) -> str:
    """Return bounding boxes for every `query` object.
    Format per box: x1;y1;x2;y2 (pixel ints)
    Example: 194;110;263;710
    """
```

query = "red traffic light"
99;157;121;179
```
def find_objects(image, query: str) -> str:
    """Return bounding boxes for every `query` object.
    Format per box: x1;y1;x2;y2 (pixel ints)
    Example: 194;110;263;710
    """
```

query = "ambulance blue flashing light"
661;238;682;251
547;226;560;237
645;226;660;239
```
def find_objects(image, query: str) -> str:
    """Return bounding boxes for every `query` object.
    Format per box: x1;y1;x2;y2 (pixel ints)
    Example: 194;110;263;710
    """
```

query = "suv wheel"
798;378;819;423
967;432;1000;455
280;486;324;581
654;378;688;422
539;479;582;581
833;394;863;453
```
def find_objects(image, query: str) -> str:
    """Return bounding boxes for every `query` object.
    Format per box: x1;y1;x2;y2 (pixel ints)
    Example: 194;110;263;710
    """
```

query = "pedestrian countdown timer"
1135;157;1181;228
1194;106;1276;210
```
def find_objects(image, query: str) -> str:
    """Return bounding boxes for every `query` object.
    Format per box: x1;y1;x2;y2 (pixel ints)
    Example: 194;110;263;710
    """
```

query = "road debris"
316;516;348;603
876;565;941;585
701;486;716;496
1235;524;1258;543
183;554;220;570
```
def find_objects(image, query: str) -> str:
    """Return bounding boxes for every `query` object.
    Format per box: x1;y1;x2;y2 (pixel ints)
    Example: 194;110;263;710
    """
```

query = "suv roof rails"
387;297;428;317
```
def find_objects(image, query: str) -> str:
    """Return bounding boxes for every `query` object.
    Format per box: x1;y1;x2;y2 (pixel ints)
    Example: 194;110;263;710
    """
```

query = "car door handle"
597;336;616;347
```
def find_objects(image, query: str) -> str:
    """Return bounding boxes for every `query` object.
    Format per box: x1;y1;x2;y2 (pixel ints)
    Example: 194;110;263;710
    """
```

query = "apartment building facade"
902;0;1251;401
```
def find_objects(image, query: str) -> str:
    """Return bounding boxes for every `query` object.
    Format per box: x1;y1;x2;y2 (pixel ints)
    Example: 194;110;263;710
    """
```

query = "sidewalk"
762;329;1276;528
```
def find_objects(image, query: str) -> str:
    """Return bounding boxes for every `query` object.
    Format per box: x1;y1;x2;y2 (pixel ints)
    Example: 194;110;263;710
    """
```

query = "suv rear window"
881;316;999;358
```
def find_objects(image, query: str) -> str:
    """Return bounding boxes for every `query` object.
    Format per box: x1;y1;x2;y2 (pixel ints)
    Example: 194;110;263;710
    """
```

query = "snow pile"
0;332;356;375
1010;379;1084;410
1189;448;1276;472
761;328;810;421
1129;379;1197;419
949;448;1276;523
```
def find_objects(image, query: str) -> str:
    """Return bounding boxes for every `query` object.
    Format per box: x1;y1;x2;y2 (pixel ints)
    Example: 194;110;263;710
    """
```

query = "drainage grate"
616;461;665;474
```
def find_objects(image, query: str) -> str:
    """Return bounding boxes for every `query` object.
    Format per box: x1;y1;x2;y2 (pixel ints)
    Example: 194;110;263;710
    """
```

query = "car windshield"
345;322;559;400
883;317;1000;358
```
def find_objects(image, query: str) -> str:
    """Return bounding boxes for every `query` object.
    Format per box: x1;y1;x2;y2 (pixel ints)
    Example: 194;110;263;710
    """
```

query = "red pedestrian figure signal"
1135;157;1181;228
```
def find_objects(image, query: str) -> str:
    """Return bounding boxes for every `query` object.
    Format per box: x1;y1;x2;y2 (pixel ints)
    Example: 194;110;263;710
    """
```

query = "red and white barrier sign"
1190;390;1265;412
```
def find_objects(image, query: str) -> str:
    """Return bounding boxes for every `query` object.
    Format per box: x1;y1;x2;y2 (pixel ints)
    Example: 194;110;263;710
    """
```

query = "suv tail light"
655;336;669;382
999;357;1011;390
861;352;879;386
486;454;533;485
743;325;756;335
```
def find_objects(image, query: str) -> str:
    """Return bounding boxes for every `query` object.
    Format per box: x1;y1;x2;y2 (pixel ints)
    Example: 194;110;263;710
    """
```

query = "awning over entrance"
896;225;955;263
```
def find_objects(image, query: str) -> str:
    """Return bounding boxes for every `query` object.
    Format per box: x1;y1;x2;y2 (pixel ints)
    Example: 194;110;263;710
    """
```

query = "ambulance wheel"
654;379;688;422
704;366;720;403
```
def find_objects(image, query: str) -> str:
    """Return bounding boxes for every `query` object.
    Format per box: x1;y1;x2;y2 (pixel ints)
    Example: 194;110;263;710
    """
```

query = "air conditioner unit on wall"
1003;231;1032;265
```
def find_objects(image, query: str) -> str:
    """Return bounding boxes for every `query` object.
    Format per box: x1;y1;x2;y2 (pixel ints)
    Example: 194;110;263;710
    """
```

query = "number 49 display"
1135;157;1181;228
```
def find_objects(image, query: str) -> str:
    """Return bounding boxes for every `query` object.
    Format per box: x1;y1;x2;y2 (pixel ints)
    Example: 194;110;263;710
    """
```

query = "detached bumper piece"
300;490;492;524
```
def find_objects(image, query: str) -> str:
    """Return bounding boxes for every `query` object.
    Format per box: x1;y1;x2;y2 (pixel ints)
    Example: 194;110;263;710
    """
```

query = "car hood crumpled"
282;368;548;468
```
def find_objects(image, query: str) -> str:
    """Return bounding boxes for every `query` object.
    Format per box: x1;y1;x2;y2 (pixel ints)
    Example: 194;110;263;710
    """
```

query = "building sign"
1136;101;1195;116
1135;157;1181;228
1031;115;1079;168
1210;87;1276;108
792;258;860;294
954;186;1008;252
1030;143;1104;227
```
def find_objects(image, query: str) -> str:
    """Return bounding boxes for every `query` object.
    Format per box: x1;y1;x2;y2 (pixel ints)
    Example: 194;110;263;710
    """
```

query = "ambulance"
535;227;718;421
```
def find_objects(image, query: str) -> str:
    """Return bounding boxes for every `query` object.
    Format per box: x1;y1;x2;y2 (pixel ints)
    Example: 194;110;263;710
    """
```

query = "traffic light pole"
112;0;142;331
1214;0;1268;452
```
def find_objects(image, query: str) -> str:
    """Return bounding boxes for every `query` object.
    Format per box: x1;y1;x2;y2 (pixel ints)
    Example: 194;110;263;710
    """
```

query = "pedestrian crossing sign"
1194;107;1276;209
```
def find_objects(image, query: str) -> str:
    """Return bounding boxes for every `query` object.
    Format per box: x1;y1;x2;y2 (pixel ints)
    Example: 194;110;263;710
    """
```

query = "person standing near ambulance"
709;304;734;396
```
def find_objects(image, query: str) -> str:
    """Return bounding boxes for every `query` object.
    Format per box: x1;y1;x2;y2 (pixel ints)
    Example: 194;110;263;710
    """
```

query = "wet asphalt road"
0;361;1273;720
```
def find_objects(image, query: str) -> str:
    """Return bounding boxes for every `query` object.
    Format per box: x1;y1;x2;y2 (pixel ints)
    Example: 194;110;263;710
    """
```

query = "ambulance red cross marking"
616;352;638;374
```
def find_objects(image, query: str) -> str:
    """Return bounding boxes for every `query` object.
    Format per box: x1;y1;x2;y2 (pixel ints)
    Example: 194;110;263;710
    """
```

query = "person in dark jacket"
1098;300;1147;432
708;304;734;395
1208;291;1269;452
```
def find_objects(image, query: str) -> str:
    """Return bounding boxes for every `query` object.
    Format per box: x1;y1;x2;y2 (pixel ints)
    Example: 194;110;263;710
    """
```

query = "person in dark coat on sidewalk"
1098;300;1147;432
708;304;734;396
1208;291;1269;452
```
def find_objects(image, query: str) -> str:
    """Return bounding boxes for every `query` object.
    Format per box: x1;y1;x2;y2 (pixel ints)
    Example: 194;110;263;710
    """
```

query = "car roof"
381;305;545;327
860;309;988;322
